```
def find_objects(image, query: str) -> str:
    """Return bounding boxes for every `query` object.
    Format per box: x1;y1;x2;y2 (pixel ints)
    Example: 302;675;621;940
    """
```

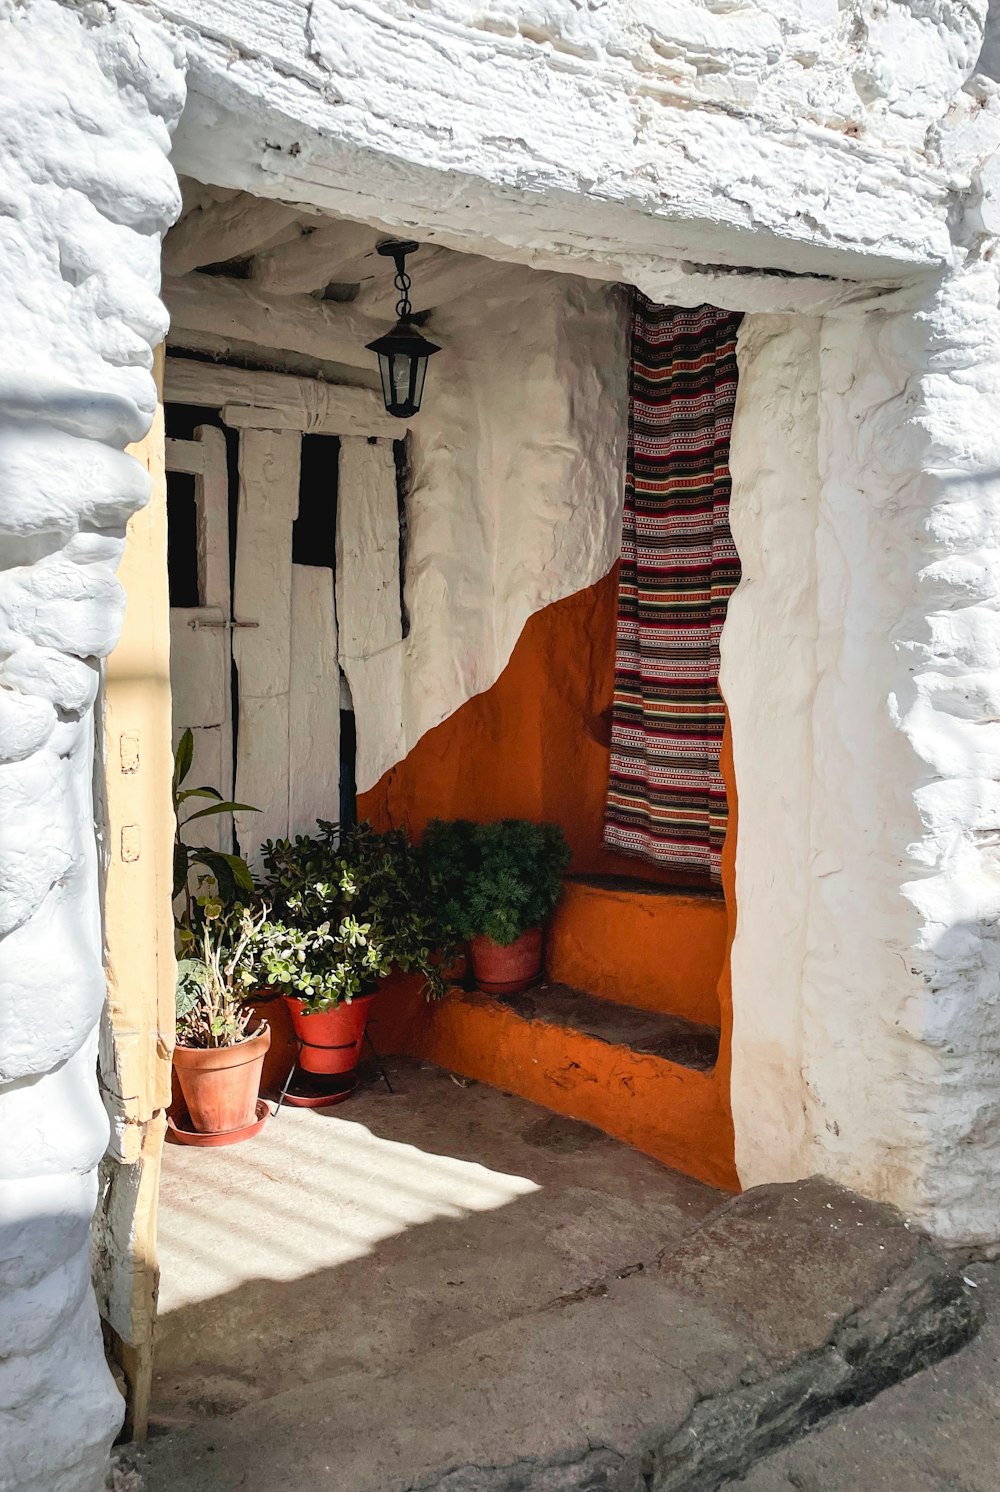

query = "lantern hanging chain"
394;254;413;321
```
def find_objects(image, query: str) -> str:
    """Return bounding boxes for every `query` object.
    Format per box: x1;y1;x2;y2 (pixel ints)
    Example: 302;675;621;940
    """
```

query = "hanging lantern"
366;240;441;418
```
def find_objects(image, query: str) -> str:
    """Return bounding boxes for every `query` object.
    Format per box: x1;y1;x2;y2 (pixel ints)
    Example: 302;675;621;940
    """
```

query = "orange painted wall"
357;567;737;1190
359;565;707;887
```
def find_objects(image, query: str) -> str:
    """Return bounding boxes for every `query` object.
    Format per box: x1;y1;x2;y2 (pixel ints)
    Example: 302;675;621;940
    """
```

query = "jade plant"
256;820;456;1012
175;894;267;1048
421;818;571;947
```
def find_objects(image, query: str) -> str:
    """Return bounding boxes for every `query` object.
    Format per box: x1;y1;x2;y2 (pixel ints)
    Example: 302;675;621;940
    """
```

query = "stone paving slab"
150;1061;719;1426
135;1066;981;1492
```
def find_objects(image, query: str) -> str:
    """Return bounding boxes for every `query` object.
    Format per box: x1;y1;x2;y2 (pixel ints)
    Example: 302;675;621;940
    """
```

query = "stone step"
400;979;736;1189
496;981;720;1071
547;873;728;1026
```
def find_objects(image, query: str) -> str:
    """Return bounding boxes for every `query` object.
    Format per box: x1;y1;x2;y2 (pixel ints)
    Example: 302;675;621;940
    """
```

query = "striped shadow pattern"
604;296;743;882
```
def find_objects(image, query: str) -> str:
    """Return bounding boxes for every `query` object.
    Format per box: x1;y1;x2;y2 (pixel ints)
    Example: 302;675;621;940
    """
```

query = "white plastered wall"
0;3;183;1487
356;268;628;791
725;256;1000;1247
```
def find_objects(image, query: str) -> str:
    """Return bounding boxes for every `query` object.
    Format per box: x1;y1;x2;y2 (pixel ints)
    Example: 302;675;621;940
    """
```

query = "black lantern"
366;240;441;418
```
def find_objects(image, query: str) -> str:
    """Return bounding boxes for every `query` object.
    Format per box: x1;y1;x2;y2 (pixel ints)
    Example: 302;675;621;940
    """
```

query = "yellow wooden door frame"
96;343;176;1439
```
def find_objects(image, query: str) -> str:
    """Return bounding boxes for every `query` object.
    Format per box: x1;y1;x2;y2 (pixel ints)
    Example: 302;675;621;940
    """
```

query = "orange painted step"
397;980;737;1192
547;875;727;1026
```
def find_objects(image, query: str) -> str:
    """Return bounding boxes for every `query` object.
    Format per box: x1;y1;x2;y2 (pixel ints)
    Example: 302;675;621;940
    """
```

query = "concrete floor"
152;1058;721;1430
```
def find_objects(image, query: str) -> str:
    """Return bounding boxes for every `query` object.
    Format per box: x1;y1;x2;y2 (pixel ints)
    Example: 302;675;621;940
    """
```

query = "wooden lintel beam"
359;245;500;315
163;356;408;438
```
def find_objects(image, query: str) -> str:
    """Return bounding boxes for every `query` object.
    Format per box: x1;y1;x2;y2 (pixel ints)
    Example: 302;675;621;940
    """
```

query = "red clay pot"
173;1023;271;1135
470;928;543;994
284;991;377;1075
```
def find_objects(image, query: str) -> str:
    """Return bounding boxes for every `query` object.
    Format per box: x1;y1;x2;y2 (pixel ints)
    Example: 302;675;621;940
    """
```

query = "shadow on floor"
152;1059;719;1430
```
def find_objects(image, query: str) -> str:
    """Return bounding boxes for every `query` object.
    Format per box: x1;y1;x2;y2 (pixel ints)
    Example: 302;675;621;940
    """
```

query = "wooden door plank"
167;426;233;851
233;428;300;870
336;436;405;794
336;436;402;659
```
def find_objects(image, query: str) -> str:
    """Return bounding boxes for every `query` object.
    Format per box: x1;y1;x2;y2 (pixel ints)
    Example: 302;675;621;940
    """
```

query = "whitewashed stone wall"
0;3;182;1487
725;254;1000;1246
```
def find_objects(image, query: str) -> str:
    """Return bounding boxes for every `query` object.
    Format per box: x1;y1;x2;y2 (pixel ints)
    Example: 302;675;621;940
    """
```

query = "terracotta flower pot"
470;927;543;994
173;1022;271;1135
284;991;377;1075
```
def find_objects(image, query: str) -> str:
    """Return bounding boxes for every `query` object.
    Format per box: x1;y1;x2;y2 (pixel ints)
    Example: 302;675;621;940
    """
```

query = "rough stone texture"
135;1115;979;1492
729;1261;1000;1491
162;0;976;291
0;3;183;1487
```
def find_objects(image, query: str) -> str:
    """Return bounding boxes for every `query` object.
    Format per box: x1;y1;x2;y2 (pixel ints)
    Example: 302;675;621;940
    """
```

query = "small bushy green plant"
422;818;571;947
257;820;455;1012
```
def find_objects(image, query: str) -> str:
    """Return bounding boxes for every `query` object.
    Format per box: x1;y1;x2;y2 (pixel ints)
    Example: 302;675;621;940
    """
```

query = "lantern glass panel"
376;353;393;410
391;351;413;408
412;355;428;410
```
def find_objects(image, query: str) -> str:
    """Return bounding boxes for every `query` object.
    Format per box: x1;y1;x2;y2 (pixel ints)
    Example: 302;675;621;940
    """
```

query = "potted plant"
257;821;452;1079
173;896;271;1141
421;818;571;993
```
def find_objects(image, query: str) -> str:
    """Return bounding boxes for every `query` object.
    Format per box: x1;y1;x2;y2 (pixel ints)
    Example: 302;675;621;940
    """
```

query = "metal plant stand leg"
364;1024;394;1094
274;1038;304;1114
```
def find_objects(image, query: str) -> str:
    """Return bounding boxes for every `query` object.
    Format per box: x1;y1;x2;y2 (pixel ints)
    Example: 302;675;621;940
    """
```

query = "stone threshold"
134;1176;981;1492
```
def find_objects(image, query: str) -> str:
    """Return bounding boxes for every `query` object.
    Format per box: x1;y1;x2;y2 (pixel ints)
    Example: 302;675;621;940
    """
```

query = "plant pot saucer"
477;971;545;996
167;1098;270;1148
281;1070;359;1109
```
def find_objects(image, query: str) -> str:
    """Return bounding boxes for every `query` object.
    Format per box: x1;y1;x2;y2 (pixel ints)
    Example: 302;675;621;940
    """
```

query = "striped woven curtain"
603;296;743;883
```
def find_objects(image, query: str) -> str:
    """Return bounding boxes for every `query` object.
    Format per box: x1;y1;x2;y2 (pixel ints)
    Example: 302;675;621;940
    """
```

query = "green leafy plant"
175;894;267;1048
422;818;571;946
172;727;257;925
257;820;456;1013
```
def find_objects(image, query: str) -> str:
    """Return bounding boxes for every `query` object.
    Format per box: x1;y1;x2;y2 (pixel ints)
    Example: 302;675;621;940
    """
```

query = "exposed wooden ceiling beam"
359;244;506;315
163;274;391;370
253;218;381;295
163;193;306;276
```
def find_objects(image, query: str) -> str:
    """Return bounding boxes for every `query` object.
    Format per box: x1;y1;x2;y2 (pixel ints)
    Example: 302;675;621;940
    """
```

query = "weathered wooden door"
166;418;342;872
